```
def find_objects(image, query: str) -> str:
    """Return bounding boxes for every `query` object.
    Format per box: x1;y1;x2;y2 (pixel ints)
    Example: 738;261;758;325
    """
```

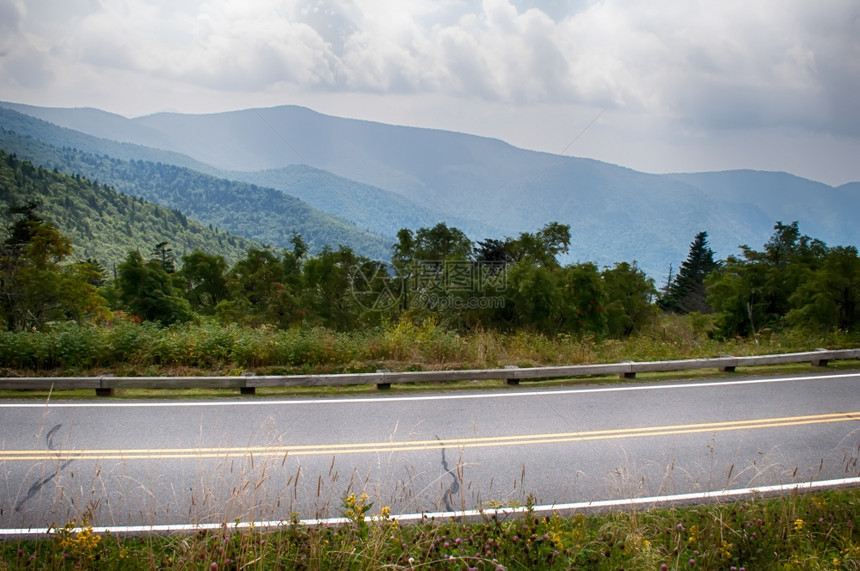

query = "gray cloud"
1;0;858;183
0;0;24;34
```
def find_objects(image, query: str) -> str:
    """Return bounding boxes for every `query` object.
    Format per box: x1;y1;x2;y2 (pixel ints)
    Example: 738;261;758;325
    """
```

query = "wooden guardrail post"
96;374;115;397
811;349;830;367
376;369;391;390
620;362;636;379
504;365;520;385
719;356;737;373
241;372;256;395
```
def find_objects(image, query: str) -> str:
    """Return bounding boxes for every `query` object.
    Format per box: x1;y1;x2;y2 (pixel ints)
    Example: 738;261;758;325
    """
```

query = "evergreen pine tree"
661;231;720;314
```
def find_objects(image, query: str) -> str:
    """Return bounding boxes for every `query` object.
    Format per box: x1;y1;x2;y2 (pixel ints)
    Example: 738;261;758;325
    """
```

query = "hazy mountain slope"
665;171;860;249
0;149;259;269
0;105;447;241
0;106;222;176
0;126;394;260
130;107;750;271
231;165;483;239
480;158;775;272
131;105;557;206
0;102;176;150
838;182;860;192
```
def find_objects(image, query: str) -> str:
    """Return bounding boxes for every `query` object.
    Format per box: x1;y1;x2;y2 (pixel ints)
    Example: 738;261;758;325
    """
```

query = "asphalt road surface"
1;371;858;533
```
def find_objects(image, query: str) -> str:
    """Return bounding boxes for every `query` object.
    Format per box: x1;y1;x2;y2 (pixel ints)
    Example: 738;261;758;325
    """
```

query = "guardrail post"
504;365;520;385
96;374;115;397
376;369;391;390
719;355;737;373
620;362;636;379
811;348;829;367
241;372;256;395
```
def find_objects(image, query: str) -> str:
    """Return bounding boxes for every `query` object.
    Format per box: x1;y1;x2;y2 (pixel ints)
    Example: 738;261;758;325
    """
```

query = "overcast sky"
1;0;858;185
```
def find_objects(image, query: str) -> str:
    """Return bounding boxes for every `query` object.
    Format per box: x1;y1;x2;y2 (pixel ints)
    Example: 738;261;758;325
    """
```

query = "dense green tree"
0;202;105;330
660;231;720;314
302;245;386;329
602;262;658;336
394;223;474;322
707;222;828;337
473;238;510;264
151;241;176;273
505;222;571;268
787;246;860;332
220;248;296;327
115;250;193;325
391;228;417;312
282;232;307;290
413;223;473;263
505;262;560;332
180;250;230;312
557;262;608;336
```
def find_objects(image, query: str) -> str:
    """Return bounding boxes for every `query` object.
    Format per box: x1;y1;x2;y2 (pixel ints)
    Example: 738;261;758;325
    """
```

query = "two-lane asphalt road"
1;371;859;532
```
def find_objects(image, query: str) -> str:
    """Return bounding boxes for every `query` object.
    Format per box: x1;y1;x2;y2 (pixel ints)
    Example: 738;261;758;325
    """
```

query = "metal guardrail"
0;349;857;396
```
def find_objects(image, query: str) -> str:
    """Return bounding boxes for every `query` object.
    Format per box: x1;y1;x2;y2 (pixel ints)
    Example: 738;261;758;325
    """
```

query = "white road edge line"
2;477;858;537
0;372;857;408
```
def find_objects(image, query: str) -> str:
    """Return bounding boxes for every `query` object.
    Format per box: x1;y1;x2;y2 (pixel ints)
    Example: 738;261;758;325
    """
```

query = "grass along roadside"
2;315;860;374
2;488;858;569
1;314;858;400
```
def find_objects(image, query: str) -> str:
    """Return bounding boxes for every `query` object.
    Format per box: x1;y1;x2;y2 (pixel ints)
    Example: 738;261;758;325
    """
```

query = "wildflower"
793;518;804;532
688;524;699;542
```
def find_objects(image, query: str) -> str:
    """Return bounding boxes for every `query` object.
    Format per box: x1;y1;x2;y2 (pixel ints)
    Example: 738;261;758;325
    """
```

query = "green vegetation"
707;221;860;337
0;316;856;378
0;126;393;261
2;488;858;569
0;149;257;268
0;201;105;332
1;149;858;358
659;231;720;314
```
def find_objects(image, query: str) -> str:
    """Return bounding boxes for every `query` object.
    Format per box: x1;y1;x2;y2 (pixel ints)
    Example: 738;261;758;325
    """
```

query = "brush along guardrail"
1;348;858;396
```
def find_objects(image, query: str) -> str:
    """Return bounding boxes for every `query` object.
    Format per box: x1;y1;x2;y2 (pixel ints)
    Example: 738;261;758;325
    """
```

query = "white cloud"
1;0;858;183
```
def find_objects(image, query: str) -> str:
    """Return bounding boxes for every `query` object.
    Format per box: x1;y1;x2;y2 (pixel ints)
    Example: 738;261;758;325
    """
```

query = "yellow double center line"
2;411;858;462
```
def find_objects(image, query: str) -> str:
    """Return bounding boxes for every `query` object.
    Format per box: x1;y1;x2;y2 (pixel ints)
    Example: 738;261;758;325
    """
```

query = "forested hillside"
0;150;256;268
0;125;394;260
232;165;481;239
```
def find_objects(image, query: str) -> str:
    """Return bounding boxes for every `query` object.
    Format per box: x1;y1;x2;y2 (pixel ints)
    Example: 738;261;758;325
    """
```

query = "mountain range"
1;101;858;279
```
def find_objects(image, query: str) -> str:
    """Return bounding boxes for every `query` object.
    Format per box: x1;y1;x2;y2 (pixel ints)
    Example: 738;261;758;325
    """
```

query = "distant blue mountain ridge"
1;101;857;279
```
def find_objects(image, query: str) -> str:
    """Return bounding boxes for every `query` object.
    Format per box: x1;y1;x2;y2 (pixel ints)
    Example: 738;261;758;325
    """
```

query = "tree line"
2;163;858;337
